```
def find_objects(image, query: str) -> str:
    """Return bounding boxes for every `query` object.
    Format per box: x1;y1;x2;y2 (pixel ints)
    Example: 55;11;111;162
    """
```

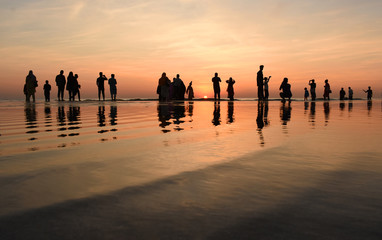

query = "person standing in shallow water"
340;88;346;100
97;72;108;101
108;74;117;101
226;77;236;101
74;74;81;101
257;65;264;100
25;70;38;102
55;70;66;101
66;72;75;101
323;79;331;100
263;76;271;100
43;80;51;102
186;81;194;100
309;79;316;101
304;87;309;101
363;86;373;100
212;72;221;101
348;87;353;100
158;72;171;101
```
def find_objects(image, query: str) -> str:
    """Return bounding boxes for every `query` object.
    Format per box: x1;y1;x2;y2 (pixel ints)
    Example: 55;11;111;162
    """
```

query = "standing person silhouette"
263;76;271;100
55;70;66;101
348;87;353;100
97;72;107;101
309;79;316;101
363;86;373;100
323;79;331;100
43;80;51;102
74;74;81;101
212;72;221;101
108;74;117;101
158;72;171;101
186;81;194;100
339;88;346;100
257;65;264;100
304;87;309;101
66;72;75;101
226;77;236;101
25;70;38;102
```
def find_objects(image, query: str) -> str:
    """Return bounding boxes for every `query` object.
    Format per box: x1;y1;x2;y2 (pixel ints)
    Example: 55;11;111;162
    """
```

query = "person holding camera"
97;72;108;101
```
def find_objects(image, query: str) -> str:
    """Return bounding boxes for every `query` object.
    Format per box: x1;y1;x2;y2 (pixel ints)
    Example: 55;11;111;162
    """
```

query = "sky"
0;0;381;99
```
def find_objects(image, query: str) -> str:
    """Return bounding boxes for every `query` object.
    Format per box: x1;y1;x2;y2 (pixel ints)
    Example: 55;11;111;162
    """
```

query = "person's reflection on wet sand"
157;102;171;132
25;104;38;136
67;106;81;136
212;102;221;126
348;102;353;112
256;101;265;146
323;101;330;125
227;101;234;124
110;106;118;126
339;102;345;111
98;106;106;127
264;101;269;126
367;100;372;116
304;101;309;112
309;102;316;127
187;101;194;118
44;104;52;123
280;101;292;126
173;102;185;126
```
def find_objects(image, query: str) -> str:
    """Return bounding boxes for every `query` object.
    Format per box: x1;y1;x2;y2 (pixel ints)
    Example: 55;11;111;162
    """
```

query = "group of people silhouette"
24;68;374;102
24;70;118;102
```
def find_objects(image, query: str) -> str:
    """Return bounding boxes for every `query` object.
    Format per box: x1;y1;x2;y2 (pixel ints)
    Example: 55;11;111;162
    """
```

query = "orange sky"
0;0;381;99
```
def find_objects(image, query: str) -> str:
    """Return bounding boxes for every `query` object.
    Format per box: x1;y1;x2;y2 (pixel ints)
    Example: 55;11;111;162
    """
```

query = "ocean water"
0;100;381;239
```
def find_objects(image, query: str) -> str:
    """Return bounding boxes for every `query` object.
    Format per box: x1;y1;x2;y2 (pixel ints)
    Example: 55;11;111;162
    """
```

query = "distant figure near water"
74;74;81;101
158;72;171;101
340;88;346;100
25;70;38;102
186;81;194;100
43;80;51;102
55;70;66;101
108;74;117;101
279;78;292;102
304;87;309;101
263;76;271;100
173;74;186;100
257;65;264;100
97;72;108;101
309;79;316;101
66;72;76;101
323;79;331;100
226;77;236;101
212;72;221;101
363;86;373;100
348;87;353;100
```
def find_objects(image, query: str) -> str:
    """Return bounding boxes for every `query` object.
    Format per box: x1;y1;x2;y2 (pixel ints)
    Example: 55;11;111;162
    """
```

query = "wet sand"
0;100;381;239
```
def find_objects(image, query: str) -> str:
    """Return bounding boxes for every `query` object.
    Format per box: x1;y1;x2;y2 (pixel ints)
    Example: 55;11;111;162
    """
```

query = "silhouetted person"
257;65;264;100
227;101;234;123
97;72;107;101
108;74;117;101
212;72;221;101
340;88;346;100
212;102;221;126
55;70;66;101
173;74;186;100
304;87;309;101
323;79;331;100
348;87;353;100
263;76;271;100
226;77;235;101
363;86;373;100
43;80;51;102
309;79;316;101
186;81;194;100
25;70;38;102
66;72;76;101
279;78;292;102
73;74;81;101
158;72;171;101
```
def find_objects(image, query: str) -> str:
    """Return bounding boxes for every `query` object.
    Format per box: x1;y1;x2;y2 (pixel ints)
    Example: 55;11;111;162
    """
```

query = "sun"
203;96;207;99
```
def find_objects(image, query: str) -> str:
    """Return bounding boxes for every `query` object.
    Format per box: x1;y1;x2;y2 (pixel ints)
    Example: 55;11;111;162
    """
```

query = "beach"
0;99;381;239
